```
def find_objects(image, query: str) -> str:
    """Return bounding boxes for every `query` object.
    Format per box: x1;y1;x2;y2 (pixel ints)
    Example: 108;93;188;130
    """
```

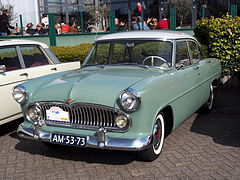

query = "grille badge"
64;98;75;104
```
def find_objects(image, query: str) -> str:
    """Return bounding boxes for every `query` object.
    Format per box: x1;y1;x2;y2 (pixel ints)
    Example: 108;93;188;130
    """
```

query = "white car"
0;39;80;125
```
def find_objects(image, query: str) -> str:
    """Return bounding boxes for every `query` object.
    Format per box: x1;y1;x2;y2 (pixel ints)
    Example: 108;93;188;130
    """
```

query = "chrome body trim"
17;123;152;151
25;101;132;132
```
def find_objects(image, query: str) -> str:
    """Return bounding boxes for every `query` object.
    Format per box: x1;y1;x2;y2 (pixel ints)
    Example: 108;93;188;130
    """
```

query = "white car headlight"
12;85;28;104
26;105;42;122
119;88;141;112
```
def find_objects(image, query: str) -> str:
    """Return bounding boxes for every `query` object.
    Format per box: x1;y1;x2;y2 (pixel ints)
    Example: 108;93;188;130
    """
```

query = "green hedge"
194;15;240;75
50;43;92;63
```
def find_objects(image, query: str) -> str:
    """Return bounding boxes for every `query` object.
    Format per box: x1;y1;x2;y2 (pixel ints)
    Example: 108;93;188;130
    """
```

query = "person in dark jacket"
26;23;36;35
35;24;45;35
0;9;15;36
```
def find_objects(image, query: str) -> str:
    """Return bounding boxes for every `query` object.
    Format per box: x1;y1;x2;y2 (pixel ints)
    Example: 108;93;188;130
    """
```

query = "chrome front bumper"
17;123;152;151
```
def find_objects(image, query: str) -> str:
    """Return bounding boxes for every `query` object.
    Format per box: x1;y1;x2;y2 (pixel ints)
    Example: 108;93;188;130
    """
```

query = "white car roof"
97;30;196;41
0;39;49;48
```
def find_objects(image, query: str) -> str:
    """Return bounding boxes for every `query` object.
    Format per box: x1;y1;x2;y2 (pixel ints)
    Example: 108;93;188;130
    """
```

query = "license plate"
51;133;86;147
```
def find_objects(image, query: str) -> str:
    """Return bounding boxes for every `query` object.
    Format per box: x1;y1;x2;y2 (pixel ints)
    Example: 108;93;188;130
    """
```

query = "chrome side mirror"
0;65;6;73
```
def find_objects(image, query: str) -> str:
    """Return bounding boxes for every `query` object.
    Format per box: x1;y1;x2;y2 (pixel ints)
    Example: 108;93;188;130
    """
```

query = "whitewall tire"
138;113;165;161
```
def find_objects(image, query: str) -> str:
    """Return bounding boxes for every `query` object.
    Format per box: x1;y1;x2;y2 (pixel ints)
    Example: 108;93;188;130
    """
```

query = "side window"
189;41;201;64
0;47;21;71
20;46;49;68
175;41;190;68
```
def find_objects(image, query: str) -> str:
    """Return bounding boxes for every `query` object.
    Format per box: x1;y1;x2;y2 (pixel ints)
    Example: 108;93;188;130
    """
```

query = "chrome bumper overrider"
17;123;152;151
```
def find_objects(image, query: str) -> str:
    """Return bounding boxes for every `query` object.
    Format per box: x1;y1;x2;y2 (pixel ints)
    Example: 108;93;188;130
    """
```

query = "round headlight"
12;85;28;104
115;115;128;129
26;105;42;122
119;88;141;112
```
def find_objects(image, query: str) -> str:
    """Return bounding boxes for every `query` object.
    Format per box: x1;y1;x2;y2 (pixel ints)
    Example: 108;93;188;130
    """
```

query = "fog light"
26;105;42;122
115;115;128;129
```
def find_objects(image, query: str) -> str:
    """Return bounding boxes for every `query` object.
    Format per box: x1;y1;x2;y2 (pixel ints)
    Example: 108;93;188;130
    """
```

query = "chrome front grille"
36;102;129;131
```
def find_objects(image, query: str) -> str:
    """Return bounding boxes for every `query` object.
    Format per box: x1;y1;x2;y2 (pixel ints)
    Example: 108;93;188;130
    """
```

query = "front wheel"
201;85;214;112
138;113;165;162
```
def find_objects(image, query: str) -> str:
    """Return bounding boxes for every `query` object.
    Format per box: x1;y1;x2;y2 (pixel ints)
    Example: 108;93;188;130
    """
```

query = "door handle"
193;66;199;70
51;67;57;71
20;73;28;77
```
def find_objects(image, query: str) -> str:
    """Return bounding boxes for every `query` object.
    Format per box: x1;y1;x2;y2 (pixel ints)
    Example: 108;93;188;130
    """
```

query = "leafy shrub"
194;15;240;75
50;43;92;63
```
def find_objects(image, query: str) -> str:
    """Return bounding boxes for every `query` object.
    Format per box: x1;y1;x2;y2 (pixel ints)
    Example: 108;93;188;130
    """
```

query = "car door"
0;46;27;124
18;45;80;80
174;40;202;122
188;40;209;106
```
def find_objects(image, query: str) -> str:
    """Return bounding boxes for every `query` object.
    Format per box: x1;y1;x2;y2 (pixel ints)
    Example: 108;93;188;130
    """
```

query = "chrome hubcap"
207;86;213;109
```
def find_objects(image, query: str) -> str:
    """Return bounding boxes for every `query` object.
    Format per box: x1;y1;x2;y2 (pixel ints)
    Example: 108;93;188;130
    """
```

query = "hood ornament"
64;98;75;104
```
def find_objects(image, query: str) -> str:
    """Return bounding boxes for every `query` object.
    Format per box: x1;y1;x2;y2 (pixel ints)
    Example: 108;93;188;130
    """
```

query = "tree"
168;0;192;27
82;0;110;31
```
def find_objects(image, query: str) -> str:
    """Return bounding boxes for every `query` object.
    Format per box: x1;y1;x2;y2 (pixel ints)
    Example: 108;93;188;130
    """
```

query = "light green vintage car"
13;31;221;161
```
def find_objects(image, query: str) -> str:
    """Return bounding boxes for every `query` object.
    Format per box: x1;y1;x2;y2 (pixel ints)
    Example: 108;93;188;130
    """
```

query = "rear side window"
175;41;191;68
0;47;21;71
189;41;201;64
20;46;49;68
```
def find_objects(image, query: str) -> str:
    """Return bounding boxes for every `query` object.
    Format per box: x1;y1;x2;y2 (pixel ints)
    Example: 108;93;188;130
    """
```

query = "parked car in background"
14;31;221;161
0;39;80;125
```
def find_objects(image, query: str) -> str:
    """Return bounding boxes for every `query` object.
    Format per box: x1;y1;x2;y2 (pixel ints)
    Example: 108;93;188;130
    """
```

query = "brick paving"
0;75;240;180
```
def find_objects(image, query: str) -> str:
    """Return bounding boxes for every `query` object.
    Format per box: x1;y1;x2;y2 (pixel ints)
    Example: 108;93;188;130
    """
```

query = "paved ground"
1;75;240;180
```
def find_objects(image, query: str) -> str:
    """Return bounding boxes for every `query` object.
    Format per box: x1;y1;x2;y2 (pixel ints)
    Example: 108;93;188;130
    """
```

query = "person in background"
117;20;127;31
0;9;15;36
156;15;169;29
68;22;78;33
13;27;21;35
41;13;49;26
115;18;119;27
132;16;149;31
41;23;49;34
61;23;70;34
55;23;61;34
26;23;36;35
147;18;158;30
115;18;125;31
134;2;143;17
35;24;45;35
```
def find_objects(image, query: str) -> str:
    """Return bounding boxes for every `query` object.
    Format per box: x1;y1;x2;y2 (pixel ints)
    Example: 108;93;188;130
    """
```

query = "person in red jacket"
61;23;70;34
156;15;170;29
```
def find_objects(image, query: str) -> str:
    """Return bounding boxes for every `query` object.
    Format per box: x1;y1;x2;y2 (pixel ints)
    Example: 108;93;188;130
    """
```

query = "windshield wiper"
112;63;149;69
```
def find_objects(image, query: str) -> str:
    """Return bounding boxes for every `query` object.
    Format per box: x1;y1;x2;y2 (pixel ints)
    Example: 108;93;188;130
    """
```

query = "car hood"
30;66;159;107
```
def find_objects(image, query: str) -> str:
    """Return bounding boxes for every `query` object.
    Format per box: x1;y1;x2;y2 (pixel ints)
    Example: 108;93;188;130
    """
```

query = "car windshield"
83;40;173;69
